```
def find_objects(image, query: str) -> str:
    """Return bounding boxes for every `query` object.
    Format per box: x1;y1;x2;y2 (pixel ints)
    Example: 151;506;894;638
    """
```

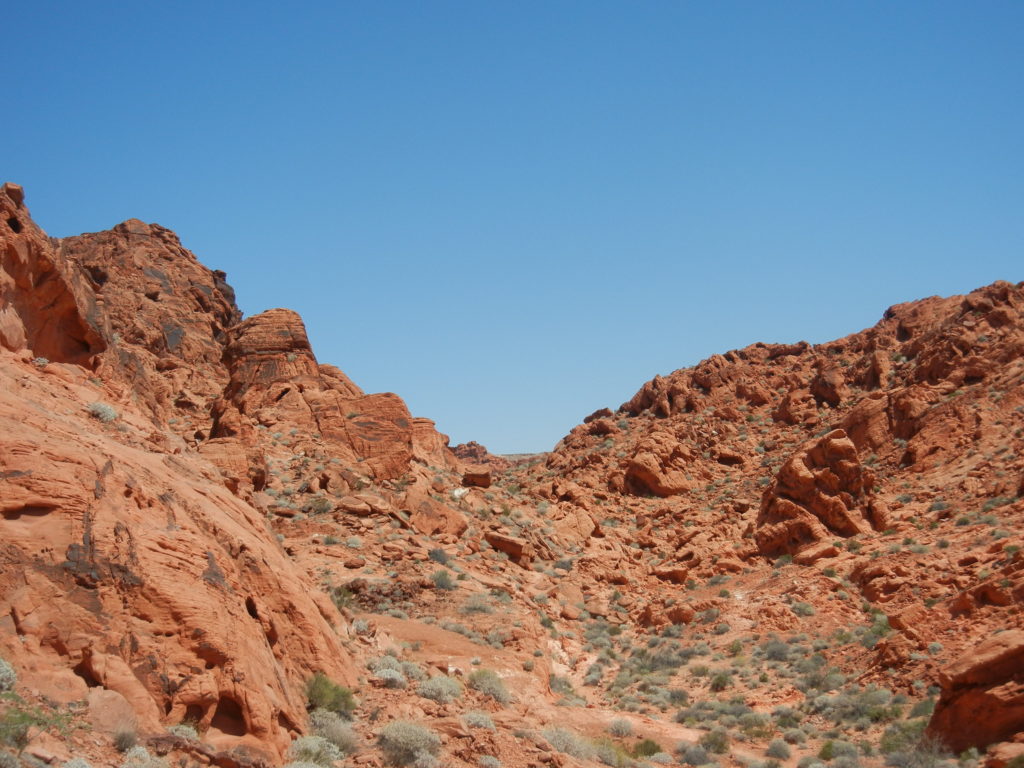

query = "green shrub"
699;727;730;754
305;673;356;717
632;739;662;757
431;570;456;591
468;669;510;703
378;721;440;766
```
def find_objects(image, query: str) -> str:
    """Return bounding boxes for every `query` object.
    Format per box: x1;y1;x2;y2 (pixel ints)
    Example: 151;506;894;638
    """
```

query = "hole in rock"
210;697;246;736
2;504;57;520
72;661;101;688
7;217;22;233
245;597;259;619
185;704;206;723
84;265;108;286
273;388;291;402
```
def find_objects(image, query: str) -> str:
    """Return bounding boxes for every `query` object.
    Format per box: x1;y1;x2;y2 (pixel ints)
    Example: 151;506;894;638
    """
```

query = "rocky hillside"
1;181;1022;768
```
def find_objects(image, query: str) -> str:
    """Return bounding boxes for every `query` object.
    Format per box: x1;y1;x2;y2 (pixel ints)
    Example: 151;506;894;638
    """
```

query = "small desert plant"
766;739;792;759
63;760;92;768
87;402;119;423
309;709;359;754
120;746;167;768
376;668;408;689
378;721;441;766
428;549;449;564
468;669;510;703
288;735;342;767
462;711;494;730
0;658;15;692
542;728;592;760
699;727;730;754
479;758;500;768
418;675;462;703
114;729;138;752
167;724;198;740
430;569;456;591
305;673;356;717
607;718;633;738
677;743;710;766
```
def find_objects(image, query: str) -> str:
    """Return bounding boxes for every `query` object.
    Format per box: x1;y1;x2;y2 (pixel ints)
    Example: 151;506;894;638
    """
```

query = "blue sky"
6;2;1022;453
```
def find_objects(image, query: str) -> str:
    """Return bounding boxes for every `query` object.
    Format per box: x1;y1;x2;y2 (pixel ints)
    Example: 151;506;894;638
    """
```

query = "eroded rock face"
0;353;353;757
0;184;461;759
927;630;1024;753
755;429;879;558
0;183;107;365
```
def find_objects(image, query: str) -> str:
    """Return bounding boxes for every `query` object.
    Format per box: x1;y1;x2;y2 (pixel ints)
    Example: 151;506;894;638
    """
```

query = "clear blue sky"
6;2;1022;453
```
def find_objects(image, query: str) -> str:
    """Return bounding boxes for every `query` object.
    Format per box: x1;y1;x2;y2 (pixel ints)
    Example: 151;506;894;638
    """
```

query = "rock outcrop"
927;631;1024;753
0;184;461;760
754;429;880;559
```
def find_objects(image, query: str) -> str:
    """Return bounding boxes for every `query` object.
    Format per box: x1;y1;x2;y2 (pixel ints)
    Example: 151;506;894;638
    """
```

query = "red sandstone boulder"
927;630;1024;753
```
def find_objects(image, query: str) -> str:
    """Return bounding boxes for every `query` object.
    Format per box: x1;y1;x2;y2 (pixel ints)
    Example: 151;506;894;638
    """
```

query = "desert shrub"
478;757;500;768
376;668;408;689
288;735;342;767
401;661;427;682
766;739;792;759
378;721;440;766
167;724;198;740
792;602;816;617
633;738;663;757
418;676;462;703
709;671;732;691
700;727;730;754
310;709;359;754
784;728;807;744
431;570;456;591
0;659;15;692
461;594;493;614
0;752;16;768
305;673;356;717
64;760;92;768
468;669;510;703
113;730;138;752
120;746;168;768
649;754;672;765
428;548;449;564
462;711;494;730
542;728;592;760
87;402;118;423
607;718;633;738
677;743;710;766
593;739;628;767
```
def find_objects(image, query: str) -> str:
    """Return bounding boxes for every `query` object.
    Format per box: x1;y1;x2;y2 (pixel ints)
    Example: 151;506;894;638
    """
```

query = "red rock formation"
927;630;1024;753
0;184;462;760
755;429;880;559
